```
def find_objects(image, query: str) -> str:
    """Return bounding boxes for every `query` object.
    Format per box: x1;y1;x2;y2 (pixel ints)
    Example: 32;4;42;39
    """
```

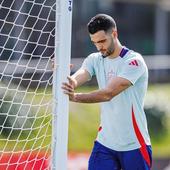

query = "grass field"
0;84;169;159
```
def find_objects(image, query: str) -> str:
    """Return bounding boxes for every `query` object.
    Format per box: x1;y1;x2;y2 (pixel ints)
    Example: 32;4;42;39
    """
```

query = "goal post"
53;0;73;170
0;0;73;169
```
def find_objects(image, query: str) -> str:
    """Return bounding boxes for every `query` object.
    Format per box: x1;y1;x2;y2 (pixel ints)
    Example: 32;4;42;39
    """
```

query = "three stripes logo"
129;60;139;66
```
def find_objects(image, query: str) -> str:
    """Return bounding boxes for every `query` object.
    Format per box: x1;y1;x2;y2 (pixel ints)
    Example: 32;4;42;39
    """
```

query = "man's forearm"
67;77;131;103
71;69;91;88
73;89;112;103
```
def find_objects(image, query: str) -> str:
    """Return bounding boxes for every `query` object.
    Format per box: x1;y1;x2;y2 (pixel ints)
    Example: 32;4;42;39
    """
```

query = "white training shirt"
81;48;151;151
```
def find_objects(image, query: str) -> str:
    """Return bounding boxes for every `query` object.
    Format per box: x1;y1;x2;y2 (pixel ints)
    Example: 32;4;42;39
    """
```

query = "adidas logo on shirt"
129;60;139;66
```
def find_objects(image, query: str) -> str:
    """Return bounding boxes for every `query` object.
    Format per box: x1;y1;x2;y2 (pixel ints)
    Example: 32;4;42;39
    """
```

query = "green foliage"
145;106;168;141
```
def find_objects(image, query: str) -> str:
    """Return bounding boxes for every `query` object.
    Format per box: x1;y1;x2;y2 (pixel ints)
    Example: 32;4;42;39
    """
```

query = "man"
62;14;152;170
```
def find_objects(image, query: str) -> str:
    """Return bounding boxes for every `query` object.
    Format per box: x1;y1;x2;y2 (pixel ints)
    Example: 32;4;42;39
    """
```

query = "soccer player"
62;14;152;170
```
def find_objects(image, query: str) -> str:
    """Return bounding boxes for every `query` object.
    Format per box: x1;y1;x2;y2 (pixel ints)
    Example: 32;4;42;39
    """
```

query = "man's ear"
111;28;118;38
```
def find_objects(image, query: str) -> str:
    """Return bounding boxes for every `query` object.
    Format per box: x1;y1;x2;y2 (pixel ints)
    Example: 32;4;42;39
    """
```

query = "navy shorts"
88;141;152;170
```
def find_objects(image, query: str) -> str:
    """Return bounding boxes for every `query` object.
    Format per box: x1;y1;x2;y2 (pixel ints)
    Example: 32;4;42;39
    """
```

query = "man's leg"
88;141;121;170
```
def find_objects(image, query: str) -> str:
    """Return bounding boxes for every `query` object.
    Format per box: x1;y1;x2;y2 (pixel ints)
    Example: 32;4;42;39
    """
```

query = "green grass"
0;84;170;158
69;102;100;152
151;132;170;158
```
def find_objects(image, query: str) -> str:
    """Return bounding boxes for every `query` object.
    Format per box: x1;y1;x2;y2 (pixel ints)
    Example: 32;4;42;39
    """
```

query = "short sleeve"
81;54;96;78
117;57;146;85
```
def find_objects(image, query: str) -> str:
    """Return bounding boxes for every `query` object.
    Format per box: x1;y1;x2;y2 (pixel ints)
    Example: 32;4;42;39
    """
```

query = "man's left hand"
62;76;76;101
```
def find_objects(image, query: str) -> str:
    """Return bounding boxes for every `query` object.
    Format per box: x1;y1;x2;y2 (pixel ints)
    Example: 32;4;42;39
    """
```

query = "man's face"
90;30;115;57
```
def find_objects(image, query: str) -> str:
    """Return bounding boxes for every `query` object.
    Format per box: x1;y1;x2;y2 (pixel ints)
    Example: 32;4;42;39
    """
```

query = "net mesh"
0;0;57;169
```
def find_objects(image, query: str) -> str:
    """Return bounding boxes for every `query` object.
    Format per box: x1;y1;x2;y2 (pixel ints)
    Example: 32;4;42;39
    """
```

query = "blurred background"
71;0;170;83
0;0;170;169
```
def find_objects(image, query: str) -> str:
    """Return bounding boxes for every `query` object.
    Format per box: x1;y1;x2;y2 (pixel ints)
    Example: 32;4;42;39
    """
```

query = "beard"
101;38;115;57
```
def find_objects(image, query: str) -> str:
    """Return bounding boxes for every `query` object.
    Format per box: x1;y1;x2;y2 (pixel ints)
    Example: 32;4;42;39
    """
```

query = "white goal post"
53;0;73;170
0;0;73;169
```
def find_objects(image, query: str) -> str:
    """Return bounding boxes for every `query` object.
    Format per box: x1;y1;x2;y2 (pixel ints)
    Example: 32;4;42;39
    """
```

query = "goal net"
0;0;72;169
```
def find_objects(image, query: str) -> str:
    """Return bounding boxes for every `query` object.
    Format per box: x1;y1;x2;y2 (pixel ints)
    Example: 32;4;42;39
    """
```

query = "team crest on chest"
106;70;116;81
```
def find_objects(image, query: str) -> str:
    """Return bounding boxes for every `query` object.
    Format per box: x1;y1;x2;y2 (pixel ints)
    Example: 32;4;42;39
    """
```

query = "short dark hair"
87;14;116;34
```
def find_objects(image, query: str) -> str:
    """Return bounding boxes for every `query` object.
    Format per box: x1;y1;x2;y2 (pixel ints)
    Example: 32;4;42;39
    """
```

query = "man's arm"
52;57;90;89
71;68;91;88
62;68;91;95
62;77;132;103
